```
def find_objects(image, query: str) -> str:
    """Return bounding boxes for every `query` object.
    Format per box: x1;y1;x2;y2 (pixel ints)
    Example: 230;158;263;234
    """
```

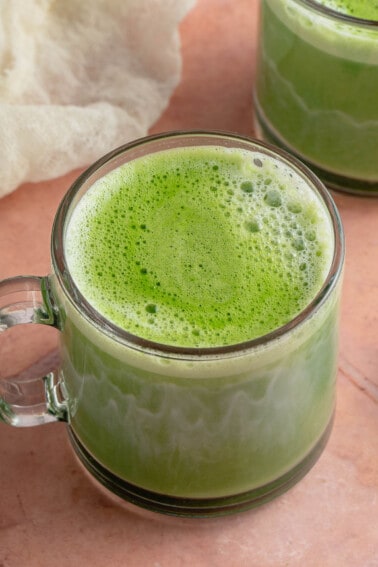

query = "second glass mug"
254;0;378;196
0;132;344;517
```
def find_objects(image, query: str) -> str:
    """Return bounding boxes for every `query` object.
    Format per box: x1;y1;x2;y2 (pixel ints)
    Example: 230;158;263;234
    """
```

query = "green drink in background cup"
254;0;378;195
0;132;344;517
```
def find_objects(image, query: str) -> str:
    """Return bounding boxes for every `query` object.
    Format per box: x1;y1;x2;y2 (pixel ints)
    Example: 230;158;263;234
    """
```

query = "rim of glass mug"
51;130;345;360
295;0;378;26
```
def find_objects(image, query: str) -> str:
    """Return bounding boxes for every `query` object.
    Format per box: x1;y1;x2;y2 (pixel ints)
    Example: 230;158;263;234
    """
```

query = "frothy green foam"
65;146;333;348
315;0;378;21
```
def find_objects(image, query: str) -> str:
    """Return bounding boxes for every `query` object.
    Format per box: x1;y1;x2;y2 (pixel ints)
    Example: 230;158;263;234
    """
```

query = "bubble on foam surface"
244;218;261;233
264;189;282;208
65;146;334;348
240;181;254;194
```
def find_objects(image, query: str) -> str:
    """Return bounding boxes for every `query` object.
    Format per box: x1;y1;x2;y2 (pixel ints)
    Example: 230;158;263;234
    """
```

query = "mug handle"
0;275;68;427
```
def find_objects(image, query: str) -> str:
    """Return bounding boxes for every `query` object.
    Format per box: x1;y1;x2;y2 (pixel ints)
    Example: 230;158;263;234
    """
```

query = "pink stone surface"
0;1;377;565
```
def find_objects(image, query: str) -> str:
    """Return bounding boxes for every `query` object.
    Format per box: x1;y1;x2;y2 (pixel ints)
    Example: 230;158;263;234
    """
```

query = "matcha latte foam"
315;0;378;19
66;146;333;347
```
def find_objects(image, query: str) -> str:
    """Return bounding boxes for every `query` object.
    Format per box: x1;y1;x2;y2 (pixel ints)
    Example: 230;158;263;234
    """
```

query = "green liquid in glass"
255;0;378;192
58;145;340;500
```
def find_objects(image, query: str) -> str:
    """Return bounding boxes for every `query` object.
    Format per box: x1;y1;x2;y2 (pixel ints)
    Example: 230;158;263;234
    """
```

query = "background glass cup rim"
294;0;378;27
51;130;345;360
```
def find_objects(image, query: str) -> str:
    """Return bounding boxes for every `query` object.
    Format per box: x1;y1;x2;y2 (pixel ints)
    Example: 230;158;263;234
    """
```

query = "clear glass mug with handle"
0;131;344;517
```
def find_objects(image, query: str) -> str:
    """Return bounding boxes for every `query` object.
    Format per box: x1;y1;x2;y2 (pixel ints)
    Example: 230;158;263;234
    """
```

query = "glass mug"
254;0;378;196
0;132;344;517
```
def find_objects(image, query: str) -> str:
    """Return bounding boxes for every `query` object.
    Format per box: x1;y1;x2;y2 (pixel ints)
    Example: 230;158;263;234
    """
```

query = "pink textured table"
1;1;377;565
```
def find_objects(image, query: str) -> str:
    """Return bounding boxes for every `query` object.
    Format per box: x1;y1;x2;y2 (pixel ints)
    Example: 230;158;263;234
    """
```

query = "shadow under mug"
0;131;344;517
254;0;378;196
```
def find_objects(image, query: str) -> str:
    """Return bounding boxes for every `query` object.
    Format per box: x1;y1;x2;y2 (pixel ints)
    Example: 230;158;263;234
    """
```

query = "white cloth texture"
0;0;195;197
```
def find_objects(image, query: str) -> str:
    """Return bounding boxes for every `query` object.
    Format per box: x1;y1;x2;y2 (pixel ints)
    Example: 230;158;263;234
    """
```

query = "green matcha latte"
255;0;378;194
53;136;343;512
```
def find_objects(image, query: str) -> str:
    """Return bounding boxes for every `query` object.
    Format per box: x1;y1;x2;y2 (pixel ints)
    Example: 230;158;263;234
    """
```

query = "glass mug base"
253;101;378;197
67;417;334;518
